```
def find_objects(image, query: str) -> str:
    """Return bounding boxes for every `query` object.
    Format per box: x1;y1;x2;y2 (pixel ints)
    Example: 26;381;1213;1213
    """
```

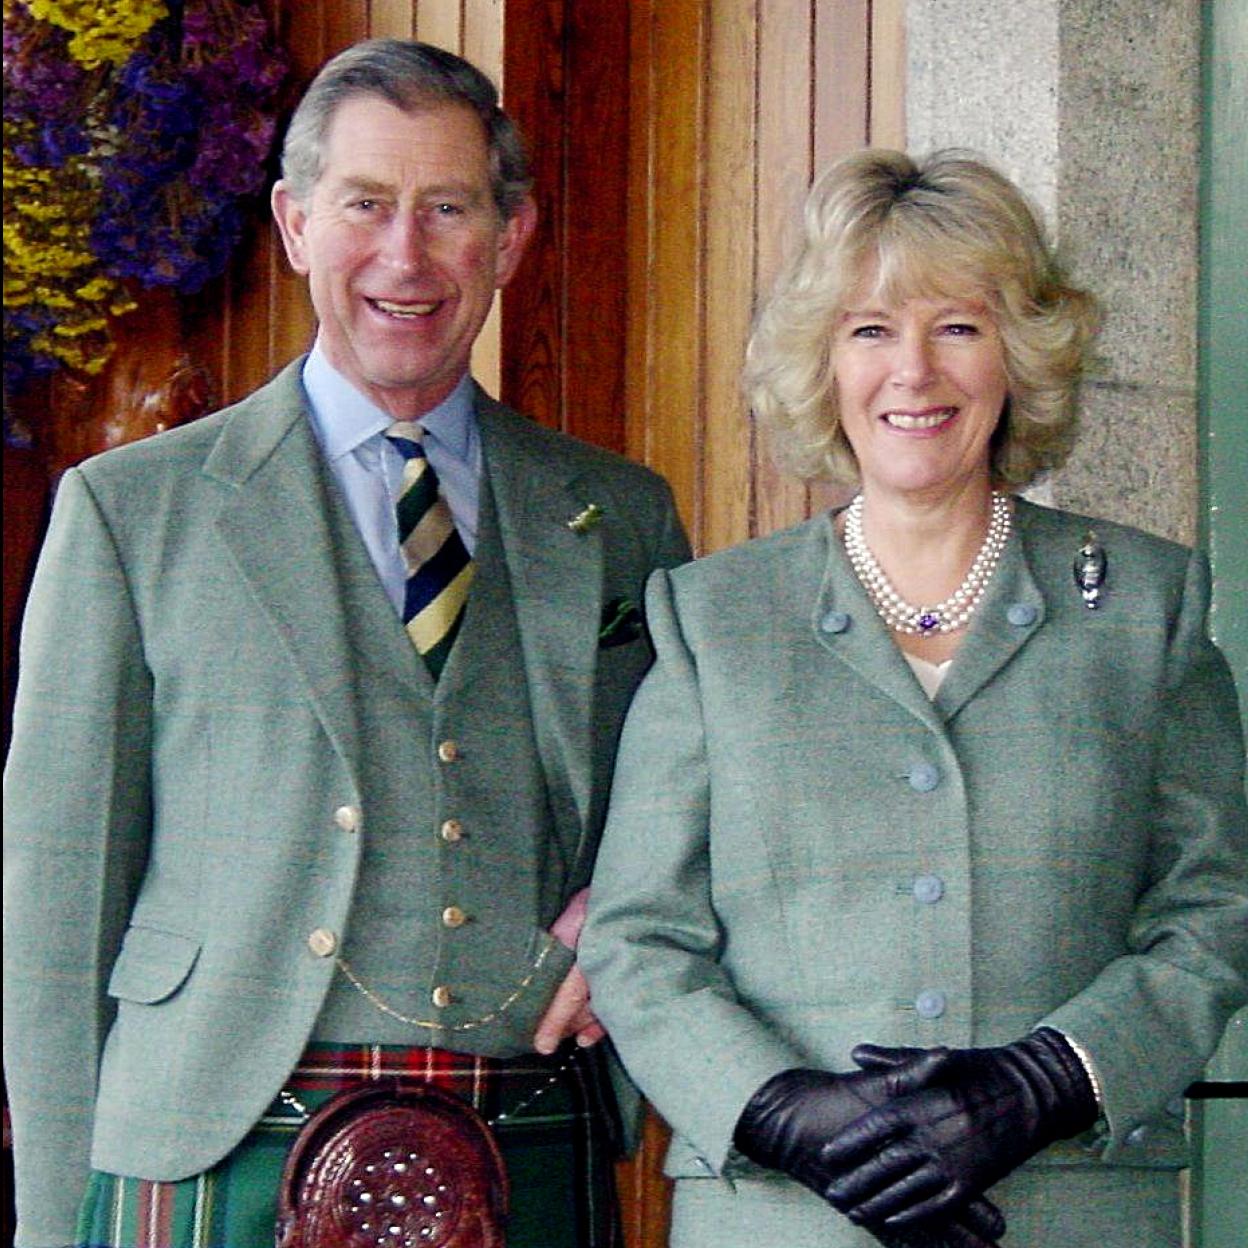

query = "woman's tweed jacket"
582;500;1247;1198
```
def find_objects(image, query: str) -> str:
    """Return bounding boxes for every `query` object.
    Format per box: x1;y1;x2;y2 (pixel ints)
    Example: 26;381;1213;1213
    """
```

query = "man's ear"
271;181;311;276
494;194;538;290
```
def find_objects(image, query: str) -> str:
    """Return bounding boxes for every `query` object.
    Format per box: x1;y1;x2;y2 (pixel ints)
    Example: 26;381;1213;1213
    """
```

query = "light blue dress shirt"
302;342;482;616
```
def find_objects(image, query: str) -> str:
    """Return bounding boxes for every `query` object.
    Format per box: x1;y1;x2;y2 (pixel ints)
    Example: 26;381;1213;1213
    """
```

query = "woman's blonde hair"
744;149;1099;487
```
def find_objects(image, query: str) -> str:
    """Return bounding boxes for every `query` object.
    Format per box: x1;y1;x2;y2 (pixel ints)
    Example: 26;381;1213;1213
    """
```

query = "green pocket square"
599;597;643;648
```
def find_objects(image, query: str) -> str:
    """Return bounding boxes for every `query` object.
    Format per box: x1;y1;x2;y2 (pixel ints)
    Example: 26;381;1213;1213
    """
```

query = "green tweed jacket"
581;499;1248;1188
2;359;690;1248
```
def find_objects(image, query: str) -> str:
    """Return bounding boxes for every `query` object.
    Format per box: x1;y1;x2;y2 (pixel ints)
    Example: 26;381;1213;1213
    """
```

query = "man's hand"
534;963;605;1054
549;887;590;950
733;1065;1006;1248
535;889;604;1054
822;1029;1098;1230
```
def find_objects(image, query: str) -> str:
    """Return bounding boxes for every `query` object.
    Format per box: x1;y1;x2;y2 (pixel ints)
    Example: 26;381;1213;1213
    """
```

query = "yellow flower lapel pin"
567;503;604;535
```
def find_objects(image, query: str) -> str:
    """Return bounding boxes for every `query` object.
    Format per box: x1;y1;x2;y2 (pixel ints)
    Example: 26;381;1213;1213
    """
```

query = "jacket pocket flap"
107;926;201;1003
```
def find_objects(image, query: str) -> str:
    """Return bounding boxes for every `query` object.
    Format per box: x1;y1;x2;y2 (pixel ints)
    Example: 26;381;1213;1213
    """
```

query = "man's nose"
382;213;432;272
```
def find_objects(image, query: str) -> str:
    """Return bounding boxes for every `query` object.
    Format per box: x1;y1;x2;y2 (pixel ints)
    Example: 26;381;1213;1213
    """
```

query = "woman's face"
830;287;1009;501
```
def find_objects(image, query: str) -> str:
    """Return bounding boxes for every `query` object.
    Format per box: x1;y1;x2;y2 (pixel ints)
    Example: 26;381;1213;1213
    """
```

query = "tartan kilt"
74;1041;622;1248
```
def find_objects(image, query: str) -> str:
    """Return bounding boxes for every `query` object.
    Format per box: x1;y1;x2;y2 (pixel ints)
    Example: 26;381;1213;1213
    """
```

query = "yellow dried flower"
51;315;110;337
75;276;116;301
26;1;169;69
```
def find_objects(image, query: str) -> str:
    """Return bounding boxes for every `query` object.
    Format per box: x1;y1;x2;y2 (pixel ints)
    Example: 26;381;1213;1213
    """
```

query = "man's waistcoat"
314;474;561;1050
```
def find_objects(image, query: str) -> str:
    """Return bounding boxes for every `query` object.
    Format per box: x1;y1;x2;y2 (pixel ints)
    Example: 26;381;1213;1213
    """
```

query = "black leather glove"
734;1063;1006;1248
821;1028;1099;1230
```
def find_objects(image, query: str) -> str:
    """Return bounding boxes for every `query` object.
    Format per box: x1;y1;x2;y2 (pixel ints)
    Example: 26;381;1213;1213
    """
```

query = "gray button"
913;874;945;903
915;989;946;1019
307;928;337;958
908;763;940;792
820;610;851;634
1007;602;1038;627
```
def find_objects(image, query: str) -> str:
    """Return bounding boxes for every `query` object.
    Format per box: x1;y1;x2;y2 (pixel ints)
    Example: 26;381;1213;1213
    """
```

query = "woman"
579;150;1247;1248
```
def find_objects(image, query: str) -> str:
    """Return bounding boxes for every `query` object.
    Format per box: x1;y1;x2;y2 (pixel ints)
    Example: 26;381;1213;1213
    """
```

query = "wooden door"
1;6;895;1246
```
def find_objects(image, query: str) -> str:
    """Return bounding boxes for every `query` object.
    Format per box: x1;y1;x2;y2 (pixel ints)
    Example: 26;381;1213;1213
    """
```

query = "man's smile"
368;296;442;318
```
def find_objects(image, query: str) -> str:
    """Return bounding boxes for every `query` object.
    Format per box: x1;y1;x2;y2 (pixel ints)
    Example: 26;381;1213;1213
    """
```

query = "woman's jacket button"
908;762;940;792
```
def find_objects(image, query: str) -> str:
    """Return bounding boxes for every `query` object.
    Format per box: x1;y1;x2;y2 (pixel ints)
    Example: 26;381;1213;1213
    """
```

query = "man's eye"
434;202;465;216
351;199;378;212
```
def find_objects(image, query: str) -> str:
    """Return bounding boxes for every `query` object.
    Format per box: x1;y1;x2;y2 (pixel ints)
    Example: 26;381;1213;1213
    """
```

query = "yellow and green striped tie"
385;421;475;678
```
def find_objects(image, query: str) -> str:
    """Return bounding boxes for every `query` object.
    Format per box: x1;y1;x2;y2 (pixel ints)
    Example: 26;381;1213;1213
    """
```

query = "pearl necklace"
843;491;1012;636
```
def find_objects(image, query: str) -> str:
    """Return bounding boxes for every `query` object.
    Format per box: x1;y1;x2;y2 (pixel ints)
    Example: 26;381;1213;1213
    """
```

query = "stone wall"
906;0;1201;543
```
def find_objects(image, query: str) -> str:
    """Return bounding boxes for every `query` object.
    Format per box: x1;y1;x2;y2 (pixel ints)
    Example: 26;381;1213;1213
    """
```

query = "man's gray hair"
280;39;532;218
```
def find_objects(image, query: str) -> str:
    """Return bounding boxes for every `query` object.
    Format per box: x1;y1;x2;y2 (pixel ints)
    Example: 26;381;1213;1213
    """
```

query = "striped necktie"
384;421;475;678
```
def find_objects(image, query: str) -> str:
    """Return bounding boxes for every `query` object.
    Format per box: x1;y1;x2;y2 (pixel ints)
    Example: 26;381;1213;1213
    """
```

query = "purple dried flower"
15;120;91;167
3;12;87;122
4;0;288;391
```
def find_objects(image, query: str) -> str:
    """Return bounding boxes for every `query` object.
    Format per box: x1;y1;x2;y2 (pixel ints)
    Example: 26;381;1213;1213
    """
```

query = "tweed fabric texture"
2;359;691;1248
581;499;1247;1248
74;1042;621;1248
666;1166;1182;1248
310;470;557;1046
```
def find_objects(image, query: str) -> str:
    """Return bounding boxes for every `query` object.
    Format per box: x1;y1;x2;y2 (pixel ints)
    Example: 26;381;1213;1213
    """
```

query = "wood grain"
1;8;899;1248
701;3;759;555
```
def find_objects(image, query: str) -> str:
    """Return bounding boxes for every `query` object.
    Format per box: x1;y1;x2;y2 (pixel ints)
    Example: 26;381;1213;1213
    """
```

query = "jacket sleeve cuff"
1046;1026;1105;1110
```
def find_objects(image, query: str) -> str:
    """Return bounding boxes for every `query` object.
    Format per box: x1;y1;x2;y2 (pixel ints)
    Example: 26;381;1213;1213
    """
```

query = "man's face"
272;96;535;417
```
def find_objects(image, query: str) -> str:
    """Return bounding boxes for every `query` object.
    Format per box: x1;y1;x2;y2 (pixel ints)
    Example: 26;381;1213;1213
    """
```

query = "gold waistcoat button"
431;985;454;1008
333;804;362;833
307;928;337;958
437;740;460;763
439;818;464;843
441;905;468;929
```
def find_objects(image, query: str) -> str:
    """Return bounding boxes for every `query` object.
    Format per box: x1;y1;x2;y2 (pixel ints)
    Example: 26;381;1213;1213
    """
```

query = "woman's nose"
892;331;936;387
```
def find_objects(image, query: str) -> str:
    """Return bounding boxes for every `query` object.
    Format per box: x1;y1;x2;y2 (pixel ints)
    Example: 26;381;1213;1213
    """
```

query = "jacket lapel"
934;504;1045;720
809;505;1046;727
477;393;603;840
203;362;403;791
810;515;948;734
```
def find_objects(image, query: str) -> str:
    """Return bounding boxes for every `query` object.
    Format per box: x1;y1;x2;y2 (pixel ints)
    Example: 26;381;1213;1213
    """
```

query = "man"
3;39;690;1248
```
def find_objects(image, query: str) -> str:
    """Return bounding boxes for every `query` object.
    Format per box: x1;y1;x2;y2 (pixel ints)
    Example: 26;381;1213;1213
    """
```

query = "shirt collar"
302;340;476;462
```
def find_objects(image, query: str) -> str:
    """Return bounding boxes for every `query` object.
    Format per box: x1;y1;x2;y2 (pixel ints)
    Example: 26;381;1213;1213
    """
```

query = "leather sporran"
275;1080;509;1248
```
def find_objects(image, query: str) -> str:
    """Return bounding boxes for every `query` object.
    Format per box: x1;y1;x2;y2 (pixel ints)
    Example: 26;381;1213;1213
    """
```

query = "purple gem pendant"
917;612;940;634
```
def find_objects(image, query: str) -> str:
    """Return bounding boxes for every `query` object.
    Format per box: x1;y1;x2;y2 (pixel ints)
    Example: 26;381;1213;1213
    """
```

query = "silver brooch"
1073;531;1108;609
567;503;604;534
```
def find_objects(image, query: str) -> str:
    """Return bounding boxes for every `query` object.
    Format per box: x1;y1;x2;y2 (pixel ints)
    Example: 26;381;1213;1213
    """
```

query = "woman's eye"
942;322;981;336
850;324;887;339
